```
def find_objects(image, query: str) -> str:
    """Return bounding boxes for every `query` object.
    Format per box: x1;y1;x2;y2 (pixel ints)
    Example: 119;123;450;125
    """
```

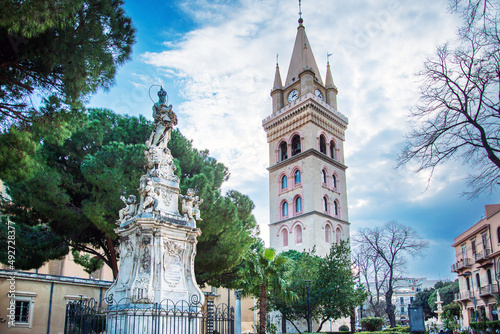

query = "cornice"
269;210;350;226
267;148;347;173
263;92;348;126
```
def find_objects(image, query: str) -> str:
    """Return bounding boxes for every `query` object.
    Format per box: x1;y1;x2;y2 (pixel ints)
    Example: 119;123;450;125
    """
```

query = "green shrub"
382;326;410;332
360;317;385;332
470;320;500;331
339;325;350;332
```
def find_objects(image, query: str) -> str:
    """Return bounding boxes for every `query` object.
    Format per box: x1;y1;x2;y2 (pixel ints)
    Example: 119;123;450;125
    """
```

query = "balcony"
455;291;473;301
479;284;499;297
451;258;473;272
475;249;491;262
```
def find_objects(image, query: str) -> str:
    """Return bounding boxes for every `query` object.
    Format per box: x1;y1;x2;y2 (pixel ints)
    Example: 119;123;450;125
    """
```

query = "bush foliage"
360;317;385;332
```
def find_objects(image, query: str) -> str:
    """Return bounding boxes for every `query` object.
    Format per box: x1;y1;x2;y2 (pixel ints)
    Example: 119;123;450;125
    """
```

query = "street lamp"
462;272;478;322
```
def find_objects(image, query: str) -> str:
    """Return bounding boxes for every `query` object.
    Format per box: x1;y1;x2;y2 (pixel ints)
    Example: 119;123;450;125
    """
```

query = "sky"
89;0;500;281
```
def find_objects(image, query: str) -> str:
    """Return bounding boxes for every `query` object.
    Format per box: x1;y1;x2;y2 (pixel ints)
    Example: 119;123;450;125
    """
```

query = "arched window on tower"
336;227;341;244
279;141;288;161
321;169;327;184
334;200;339;216
281;175;287;189
282;202;288;217
323;196;328;213
291;135;301;156
295;170;301;184
295;225;302;244
319;135;327;154
332;174;337;189
330;140;336;159
325;224;331;243
295;197;302;213
282;229;288;247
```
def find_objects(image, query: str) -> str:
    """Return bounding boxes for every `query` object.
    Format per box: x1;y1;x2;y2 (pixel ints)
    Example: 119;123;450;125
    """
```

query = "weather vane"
327;52;333;64
276;54;279;65
299;0;302;19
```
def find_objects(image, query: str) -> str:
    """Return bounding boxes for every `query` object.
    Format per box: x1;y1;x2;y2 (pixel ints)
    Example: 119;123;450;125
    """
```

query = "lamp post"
462;272;478;323
305;280;312;333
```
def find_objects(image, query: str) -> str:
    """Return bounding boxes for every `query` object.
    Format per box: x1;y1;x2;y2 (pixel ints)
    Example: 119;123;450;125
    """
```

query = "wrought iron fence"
64;296;234;334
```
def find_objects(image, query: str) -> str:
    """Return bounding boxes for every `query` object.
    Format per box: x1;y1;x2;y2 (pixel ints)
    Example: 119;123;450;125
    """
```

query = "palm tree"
242;247;295;334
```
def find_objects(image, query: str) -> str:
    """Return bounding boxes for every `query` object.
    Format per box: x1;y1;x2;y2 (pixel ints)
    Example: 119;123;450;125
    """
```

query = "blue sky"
89;0;500;281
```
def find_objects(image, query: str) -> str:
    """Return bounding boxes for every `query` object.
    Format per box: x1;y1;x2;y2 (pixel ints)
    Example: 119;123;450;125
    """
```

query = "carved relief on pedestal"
118;240;134;286
131;235;153;303
163;239;185;288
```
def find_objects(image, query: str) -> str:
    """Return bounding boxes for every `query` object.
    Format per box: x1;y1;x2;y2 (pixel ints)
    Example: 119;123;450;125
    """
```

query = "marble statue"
180;188;203;223
118;195;138;223
140;180;159;213
147;87;177;148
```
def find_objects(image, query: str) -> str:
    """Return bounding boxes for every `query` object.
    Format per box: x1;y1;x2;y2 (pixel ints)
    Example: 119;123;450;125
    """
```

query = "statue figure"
140;180;159;213
193;196;203;221
147;87;178;148
180;188;203;222
118;195;138;223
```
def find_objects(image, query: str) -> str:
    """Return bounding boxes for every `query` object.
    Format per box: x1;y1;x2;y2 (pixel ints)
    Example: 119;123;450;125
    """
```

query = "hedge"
469;321;500;331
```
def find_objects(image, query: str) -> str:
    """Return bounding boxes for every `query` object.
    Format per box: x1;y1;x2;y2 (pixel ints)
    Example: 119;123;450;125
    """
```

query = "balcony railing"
479;284;499;297
474;249;491;262
451;258;473;272
455;290;473;301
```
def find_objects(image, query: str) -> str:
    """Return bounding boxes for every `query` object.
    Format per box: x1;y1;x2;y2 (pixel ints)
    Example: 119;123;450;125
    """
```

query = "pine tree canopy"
0;0;135;128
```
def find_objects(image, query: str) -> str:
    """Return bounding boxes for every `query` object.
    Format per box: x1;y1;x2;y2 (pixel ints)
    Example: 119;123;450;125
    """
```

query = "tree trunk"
350;307;356;333
385;289;395;327
260;284;267;334
106;236;119;279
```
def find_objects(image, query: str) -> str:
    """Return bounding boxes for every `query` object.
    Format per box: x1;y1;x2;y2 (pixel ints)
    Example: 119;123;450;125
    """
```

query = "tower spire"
325;53;336;89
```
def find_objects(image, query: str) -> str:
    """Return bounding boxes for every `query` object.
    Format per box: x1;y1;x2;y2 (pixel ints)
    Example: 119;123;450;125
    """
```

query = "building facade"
263;16;349;257
452;204;500;327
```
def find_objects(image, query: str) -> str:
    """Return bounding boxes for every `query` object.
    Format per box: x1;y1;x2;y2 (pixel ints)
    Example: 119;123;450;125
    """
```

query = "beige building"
452;204;500;327
263;16;349;257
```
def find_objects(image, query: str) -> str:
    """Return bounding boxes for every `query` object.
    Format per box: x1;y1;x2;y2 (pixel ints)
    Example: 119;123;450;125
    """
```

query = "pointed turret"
271;63;284;112
285;18;323;88
325;61;338;109
273;63;283;90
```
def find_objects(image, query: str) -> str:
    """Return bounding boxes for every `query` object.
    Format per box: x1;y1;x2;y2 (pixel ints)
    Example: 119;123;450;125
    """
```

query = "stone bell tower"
263;16;350;257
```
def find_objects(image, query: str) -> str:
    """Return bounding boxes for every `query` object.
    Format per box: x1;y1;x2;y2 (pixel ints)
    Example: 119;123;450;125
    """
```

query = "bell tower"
263;16;349;256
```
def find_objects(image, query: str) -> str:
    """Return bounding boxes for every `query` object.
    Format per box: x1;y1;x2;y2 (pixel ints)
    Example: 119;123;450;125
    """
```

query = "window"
322;170;327;184
330;140;336;159
462;244;467;259
471;239;476;255
282;229;288;247
295;225;302;244
279;141;288;161
334;201;339;216
291;135;301;156
281;175;287;189
401;307;405;313
319;135;327;154
336;227;341;244
487;269;492;285
323;197;328;212
325;224;331;243
295;170;301;184
400;297;404;304
497;227;500;244
466;277;471;291
295;197;302;213
10;292;36;328
410;297;414;303
476;273;481;288
332;174;337;188
282;202;288;217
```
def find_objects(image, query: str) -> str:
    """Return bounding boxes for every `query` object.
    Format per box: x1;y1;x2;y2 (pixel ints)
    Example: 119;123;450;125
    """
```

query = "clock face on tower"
288;89;299;103
315;89;323;100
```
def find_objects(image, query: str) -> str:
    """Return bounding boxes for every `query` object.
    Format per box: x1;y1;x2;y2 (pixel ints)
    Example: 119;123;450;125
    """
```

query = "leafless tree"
398;0;500;198
354;243;390;317
353;221;429;327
